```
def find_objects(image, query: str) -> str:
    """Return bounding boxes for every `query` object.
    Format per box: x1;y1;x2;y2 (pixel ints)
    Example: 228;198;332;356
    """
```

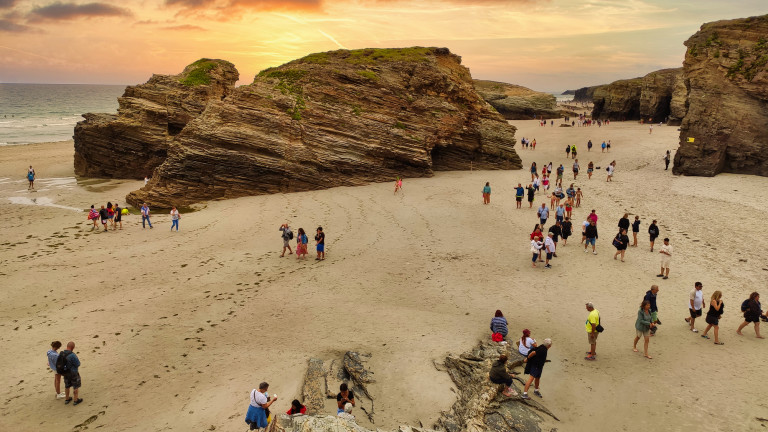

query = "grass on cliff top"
345;47;433;64
179;59;219;86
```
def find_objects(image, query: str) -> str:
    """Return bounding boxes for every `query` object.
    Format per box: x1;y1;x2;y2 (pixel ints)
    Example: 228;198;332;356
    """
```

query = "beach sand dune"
0;121;766;431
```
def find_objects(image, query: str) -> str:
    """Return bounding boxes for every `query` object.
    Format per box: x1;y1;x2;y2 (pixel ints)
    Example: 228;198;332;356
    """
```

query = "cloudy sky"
1;0;767;91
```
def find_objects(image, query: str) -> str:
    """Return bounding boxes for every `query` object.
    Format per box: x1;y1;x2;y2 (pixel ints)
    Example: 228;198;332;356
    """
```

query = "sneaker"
585;356;596;361
656;319;662;325
584;249;588;253
593;251;597;255
56;393;66;399
521;393;531;400
545;264;552;268
691;328;698;333
534;389;543;398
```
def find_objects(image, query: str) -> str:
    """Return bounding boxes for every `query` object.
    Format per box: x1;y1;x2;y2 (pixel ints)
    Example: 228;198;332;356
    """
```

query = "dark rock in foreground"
73;59;238;178
118;48;520;208
674;15;768;177
474;80;559;119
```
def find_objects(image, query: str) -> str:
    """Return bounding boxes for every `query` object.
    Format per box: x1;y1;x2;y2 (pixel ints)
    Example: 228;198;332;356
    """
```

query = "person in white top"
518;329;537;356
530;237;543;268
684;282;704;333
657;238;673;279
246;382;277;430
544;233;555;269
170;206;180;231
338;402;356;421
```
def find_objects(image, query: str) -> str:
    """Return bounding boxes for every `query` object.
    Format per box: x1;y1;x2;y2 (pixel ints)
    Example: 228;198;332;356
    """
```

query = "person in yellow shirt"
585;302;600;360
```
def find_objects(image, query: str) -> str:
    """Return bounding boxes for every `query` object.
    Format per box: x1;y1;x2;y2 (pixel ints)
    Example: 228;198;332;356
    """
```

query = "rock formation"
572;86;600;102
73;59;239;178
272;342;556;432
71;47;519;208
590;68;685;123
674;15;768;177
473;80;559;119
668;72;688;126
639;68;683;123
590;77;642;120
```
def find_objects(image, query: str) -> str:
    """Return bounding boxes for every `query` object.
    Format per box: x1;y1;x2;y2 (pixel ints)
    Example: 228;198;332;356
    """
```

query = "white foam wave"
8;196;83;212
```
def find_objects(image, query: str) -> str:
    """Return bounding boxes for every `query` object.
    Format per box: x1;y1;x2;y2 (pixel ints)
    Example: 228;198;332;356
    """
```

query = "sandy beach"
1;121;767;431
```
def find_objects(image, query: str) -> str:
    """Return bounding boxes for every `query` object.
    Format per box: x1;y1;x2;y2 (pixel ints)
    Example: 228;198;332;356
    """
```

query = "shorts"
556;215;564;223
745;315;760;323
540;218;547;226
529;364;543;379
636;329;650;338
650;235;658;242
528;196;534;202
283;239;290;247
585;238;596;246
661;258;671;269
705;315;719;326
108;215;114;220
516;196;523;202
587;332;598;344
546;252;553;260
587;169;593;173
317;243;325;253
115;215;122;222
689;308;703;319
64;372;81;389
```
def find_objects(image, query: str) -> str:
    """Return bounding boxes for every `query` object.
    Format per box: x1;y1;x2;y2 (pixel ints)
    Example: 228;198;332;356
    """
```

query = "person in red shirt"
587;210;598;225
286;399;306;415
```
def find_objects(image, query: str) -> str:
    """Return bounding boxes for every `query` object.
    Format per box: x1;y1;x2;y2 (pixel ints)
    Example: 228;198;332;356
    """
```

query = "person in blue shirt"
482;182;491;205
46;341;65;399
515;184;525;209
60;341;83;405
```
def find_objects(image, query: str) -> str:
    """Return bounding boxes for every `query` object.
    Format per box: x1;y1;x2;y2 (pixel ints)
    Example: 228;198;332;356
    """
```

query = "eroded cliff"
674;15;768;176
122;48;520;207
474;80;559;119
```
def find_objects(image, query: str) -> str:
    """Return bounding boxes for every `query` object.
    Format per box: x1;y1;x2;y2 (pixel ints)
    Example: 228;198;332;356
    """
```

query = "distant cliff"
591;78;642;120
674;15;768;177
573;86;600;102
590;68;684;123
74;59;239;178
474;80;559;119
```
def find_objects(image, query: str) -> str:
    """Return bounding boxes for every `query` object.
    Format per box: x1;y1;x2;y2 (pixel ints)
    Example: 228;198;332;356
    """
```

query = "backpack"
56;350;72;375
286;229;294;240
742;299;750;312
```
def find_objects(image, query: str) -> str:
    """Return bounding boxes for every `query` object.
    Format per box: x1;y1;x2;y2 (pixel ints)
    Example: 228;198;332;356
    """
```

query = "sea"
0;83;125;146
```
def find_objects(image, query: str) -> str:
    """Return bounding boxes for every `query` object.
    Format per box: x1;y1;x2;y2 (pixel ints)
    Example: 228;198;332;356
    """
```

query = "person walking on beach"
613;228;629;261
98;205;108;232
58;341;82;405
657;238;672;279
587;140;592;152
631;216;640;247
113;202;122;230
601;141;606;152
701;291;724;344
562;217;572;245
737;292;764;338
584;220;598;254
537;203;549;226
585;303;599;360
648;220;660;252
664;150;671;170
548;221;562;255
530;162;537;182
644;285;661;335
633;300;656;359
575;188;583;207
106;202;115;230
587;161;594;179
685;282;705;333
490;310;508;341
526;184;535;208
394;176;402;194
618;213;630;234
565;145;571;158
572;159;579;180
27;165;35;190
170;206;180;231
522;338;552;399
245;382;277;430
571;145;577;159
606;162;614;182
649;124;654;134
531;235;543;267
482;182;491;204
296;228;308;259
279;223;293;257
489;354;518;397
140;203;153;229
46;341;65;399
87;205;99;230
315;226;325;260
515;183;524;209
543;233;555;268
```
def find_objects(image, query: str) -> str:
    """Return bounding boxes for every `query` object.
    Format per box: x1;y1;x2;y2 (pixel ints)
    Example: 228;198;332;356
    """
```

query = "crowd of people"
279;223;326;260
245;382;355;430
85;202;181;232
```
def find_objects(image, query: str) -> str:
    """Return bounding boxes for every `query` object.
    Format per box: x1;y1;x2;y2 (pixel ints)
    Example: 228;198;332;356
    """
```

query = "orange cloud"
29;2;133;21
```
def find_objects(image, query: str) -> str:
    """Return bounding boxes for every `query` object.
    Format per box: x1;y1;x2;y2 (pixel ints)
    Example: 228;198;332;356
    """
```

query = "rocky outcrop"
591;78;642;120
674;15;768;177
474;80;559;119
668;72;688;125
124;48;520;208
639;68;682;123
73;59;238;178
573;86;600;102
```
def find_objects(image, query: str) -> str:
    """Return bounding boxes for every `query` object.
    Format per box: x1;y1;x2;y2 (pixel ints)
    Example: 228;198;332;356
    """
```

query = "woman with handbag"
701;291;724;344
613;228;629;262
633;300;656;359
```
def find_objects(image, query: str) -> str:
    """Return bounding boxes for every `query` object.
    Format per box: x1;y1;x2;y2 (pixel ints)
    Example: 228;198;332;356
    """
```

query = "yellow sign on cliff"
687;137;695;143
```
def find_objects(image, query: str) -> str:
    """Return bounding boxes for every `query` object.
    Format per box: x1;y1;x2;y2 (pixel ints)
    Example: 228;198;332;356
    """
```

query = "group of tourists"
245;382;355;430
45;341;83;406
86;202;181;232
279;223;326;260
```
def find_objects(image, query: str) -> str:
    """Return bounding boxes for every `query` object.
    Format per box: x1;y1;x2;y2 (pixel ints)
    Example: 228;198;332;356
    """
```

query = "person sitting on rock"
337;402;356;421
337;383;355;414
286;399;306;415
490;310;508;341
489;354;518;397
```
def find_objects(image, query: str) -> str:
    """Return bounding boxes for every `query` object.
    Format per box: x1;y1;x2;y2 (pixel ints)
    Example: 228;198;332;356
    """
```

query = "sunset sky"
1;0;767;91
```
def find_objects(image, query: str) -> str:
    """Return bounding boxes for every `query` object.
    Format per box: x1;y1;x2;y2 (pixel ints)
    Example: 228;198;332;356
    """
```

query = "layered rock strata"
639;68;683;123
590;78;642;120
125;48;520;207
73;59;238;178
674;15;768;176
474;80;559;119
590;68;685;123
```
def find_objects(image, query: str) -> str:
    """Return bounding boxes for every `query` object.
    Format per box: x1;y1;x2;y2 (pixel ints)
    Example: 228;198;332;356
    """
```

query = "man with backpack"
279;223;293;257
56;341;83;405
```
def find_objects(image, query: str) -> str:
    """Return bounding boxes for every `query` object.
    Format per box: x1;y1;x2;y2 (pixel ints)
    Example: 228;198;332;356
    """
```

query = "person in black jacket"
522;338;552;399
644;285;661;333
737;292;764;338
548;221;562;257
489;354;518;397
648;220;660;252
584;221;598;254
562;217;573;245
613;228;630;262
618;213;630;232
631;216;641;247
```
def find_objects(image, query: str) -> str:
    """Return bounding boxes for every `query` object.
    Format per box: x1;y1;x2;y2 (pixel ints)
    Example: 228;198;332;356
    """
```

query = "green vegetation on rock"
257;69;308;120
356;70;378;80
346;47;432;65
179;59;219;86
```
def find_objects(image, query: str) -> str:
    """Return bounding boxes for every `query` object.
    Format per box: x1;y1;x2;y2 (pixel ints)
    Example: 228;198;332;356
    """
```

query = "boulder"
73;59;238;179
302;358;326;415
639;68;683;123
120;48;520;208
674;15;768;177
473;80;559;119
